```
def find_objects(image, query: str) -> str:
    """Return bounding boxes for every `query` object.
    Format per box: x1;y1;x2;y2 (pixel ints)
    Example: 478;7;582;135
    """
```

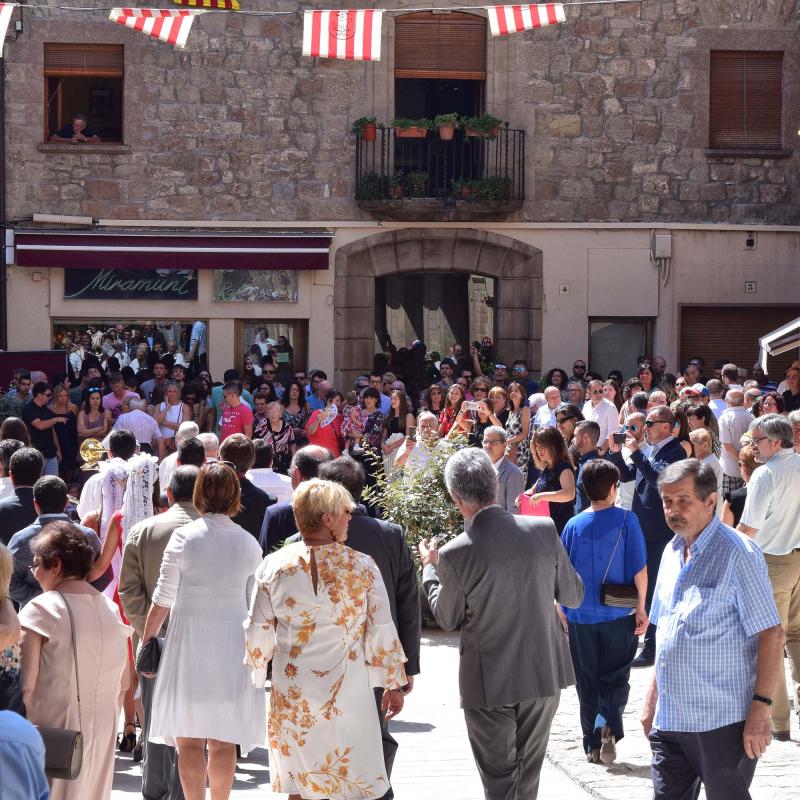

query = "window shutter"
394;12;486;80
44;44;124;78
709;51;782;150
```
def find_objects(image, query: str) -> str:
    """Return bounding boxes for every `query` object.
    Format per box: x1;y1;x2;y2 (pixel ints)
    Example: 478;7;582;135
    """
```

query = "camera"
407;426;417;441
464;400;481;412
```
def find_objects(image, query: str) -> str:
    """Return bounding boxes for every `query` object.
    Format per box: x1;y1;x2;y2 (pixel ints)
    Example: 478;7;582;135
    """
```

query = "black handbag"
136;636;163;675
600;512;639;609
37;590;84;781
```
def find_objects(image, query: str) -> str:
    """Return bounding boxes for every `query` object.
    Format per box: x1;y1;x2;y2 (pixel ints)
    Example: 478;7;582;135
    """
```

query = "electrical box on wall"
654;234;672;259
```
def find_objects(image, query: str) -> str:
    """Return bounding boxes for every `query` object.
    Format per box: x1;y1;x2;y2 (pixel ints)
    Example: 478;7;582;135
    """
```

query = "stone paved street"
112;631;799;799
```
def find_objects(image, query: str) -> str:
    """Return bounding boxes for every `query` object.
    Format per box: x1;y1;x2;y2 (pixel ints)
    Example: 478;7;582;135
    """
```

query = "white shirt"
109;410;162;446
245;468;293;504
717;406;753;478
701;453;724;514
582;397;618;443
160;450;179;492
614;447;636;510
533;404;557;429
113;350;131;369
0;476;14;502
708;398;727;420
190;321;207;356
740;448;800;555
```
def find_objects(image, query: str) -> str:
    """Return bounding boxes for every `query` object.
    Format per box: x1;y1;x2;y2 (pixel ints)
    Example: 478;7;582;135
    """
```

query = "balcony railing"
355;125;525;213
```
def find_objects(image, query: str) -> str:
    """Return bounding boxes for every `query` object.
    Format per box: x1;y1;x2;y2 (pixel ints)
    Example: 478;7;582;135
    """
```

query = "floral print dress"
245;541;407;799
505;407;531;483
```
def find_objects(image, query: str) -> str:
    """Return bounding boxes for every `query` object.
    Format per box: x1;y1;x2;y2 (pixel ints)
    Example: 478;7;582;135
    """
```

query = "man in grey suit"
420;448;584;800
481;425;525;513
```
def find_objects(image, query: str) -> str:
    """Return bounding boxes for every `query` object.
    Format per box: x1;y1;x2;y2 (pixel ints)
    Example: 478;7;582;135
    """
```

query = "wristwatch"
752;693;773;706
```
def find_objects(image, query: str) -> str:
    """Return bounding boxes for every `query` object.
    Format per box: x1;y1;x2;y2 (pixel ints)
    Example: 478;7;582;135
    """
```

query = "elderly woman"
721;443;758;528
305;389;344;458
142;463;265;800
262;400;296;475
559;460;648;765
245;478;407;800
18;521;131;799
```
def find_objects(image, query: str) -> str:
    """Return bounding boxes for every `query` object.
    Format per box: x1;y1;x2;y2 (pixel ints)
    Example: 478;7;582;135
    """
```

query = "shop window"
589;318;653;379
45;43;124;142
709;50;783;152
237;321;308;379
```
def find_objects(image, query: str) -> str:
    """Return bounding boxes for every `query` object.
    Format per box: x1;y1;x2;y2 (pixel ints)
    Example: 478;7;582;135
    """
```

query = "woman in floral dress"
245;479;407;800
505;381;532;482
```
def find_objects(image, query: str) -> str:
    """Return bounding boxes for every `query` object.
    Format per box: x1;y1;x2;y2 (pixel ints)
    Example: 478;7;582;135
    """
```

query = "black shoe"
632;651;655;668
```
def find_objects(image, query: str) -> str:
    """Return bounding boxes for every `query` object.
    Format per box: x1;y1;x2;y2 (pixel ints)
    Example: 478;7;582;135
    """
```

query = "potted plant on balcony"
390;118;431;139
434;113;460;141
463;113;503;140
352;116;378;142
471;175;512;204
355;172;385;202
407;171;429;197
390;171;406;199
451;178;474;199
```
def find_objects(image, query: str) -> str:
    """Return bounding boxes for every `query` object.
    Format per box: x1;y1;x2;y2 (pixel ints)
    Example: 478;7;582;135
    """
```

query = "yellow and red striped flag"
173;0;240;9
486;4;566;36
109;8;205;48
302;10;384;61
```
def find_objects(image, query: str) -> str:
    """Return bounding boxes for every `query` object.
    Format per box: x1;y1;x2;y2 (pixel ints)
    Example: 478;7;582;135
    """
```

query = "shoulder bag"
37;590;84;781
599;512;639;609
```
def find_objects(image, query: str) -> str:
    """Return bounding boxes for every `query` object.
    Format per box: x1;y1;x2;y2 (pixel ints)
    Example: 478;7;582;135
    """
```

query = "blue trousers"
568;615;638;753
650;721;757;800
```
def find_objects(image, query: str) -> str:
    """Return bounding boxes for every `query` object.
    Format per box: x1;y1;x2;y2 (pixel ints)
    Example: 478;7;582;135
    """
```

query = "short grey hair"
176;421;200;445
417;410;437;426
444;448;497;507
749;414;793;448
788;410;800;425
658;458;718;501
197;432;219;457
483;425;508;443
128;397;147;411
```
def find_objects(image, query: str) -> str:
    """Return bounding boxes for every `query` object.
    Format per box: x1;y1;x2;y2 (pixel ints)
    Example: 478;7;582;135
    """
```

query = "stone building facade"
3;1;799;382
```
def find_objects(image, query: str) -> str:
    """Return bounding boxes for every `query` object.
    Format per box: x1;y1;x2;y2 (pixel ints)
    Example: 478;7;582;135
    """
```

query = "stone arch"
333;229;543;388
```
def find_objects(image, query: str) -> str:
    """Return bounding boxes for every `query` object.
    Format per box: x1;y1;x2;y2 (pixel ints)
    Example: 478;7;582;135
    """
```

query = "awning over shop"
12;230;332;270
759;315;800;370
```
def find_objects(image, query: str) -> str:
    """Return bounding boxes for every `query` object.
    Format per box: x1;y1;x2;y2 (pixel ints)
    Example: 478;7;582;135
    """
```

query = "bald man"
533;386;561;428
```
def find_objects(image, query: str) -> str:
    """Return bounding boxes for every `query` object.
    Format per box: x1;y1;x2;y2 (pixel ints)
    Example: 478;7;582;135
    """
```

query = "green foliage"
406;171;429;198
433;113;460;127
355;172;386;201
363;437;468;570
351;116;377;133
450;176;512;204
463;113;504;139
390;118;433;131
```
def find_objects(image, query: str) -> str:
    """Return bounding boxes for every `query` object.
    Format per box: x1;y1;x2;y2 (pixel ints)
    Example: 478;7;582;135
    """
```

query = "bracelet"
752;693;772;706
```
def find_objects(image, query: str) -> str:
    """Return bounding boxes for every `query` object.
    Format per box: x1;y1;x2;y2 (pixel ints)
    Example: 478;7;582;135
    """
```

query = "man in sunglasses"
570;360;589;388
606;407;687;667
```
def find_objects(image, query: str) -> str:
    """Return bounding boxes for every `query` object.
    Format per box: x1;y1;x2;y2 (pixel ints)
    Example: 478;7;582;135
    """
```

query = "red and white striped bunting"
109;8;205;49
0;3;15;56
487;4;566;37
302;9;384;61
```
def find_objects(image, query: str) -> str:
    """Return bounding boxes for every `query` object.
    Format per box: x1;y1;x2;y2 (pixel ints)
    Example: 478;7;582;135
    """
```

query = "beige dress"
245;542;407;800
19;589;131;800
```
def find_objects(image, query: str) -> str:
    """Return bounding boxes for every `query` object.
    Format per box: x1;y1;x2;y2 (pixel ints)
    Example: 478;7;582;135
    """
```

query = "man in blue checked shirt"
640;459;784;799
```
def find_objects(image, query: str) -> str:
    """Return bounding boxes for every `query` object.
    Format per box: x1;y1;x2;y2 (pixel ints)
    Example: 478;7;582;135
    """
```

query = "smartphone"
464;400;481;412
407;426;417;441
612;432;627;444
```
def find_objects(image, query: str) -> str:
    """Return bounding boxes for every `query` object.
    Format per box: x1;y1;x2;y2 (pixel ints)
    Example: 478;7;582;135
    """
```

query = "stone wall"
4;1;799;224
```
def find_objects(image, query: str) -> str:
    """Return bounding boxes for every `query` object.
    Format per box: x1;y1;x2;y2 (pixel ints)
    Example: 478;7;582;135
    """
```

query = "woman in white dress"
153;382;190;455
142;462;265;800
245;479;407;800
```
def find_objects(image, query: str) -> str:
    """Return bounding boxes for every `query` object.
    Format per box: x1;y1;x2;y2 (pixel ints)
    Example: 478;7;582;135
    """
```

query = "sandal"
118;722;136;753
132;732;144;763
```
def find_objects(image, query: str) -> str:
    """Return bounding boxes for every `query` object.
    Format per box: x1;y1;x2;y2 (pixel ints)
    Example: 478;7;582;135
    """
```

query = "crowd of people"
0;337;798;800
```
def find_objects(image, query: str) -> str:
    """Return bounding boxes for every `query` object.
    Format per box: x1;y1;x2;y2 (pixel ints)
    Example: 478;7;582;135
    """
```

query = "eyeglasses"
295;375;307;381
590;389;603;395
472;388;487;394
482;439;503;447
556;416;573;424
750;436;769;445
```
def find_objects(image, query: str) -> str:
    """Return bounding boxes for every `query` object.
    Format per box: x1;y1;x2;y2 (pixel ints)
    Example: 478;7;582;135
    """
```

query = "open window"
44;43;124;142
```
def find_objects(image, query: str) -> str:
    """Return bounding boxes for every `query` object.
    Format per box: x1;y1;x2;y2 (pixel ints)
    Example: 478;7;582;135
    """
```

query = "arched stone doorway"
333;229;543;388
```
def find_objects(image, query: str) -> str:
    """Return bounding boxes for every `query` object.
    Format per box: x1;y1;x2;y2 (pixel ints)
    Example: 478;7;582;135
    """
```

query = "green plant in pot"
355;172;385;202
390;118;431;138
472;175;512;204
451;178;474;199
352;116;378;142
434;112;460;141
407;171;429;198
390;171;406;199
463;113;503;140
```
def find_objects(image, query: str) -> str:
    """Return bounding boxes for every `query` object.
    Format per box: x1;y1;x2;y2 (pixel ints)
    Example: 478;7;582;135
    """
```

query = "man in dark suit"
318;457;420;799
218;434;276;542
420;448;584;800
0;448;43;546
606;405;687;666
258;445;332;554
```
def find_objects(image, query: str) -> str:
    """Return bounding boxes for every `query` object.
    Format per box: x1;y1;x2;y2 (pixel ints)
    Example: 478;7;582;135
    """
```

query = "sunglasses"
264;370;275;375
644;420;667;427
556;416;573;424
573;365;586;370
590;389;603;395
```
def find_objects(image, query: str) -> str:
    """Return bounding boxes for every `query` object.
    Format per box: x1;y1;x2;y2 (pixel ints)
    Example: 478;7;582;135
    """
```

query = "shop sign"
64;269;198;300
213;270;298;303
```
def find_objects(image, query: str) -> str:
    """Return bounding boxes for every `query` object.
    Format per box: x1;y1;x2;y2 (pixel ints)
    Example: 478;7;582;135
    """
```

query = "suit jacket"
423;505;584;710
259;500;297;555
606;437;687;547
345;508;421;675
0;488;37;546
234;477;276;544
495;457;525;513
118;501;200;644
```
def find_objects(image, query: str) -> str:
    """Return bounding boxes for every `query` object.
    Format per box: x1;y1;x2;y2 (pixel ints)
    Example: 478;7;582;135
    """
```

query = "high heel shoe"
118;722;136;753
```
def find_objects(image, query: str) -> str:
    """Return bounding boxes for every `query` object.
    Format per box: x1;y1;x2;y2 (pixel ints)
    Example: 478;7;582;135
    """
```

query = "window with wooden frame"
708;50;783;153
44;43;124;143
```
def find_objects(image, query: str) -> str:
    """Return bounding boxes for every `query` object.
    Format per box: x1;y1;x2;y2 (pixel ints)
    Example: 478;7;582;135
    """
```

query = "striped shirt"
651;515;780;733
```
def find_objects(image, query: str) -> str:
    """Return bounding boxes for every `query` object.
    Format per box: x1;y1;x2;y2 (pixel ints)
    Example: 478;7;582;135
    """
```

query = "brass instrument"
79;438;109;471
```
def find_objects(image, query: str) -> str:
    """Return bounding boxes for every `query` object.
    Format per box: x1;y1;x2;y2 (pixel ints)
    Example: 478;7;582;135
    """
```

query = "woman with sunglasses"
181;381;208;432
554;404;585;454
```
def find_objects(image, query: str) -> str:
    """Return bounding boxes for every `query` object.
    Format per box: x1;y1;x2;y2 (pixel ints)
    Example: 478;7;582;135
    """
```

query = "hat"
691;383;710;397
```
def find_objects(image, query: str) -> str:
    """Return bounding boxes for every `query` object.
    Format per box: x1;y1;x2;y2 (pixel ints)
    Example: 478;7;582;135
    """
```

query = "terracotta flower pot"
395;126;428;139
362;123;377;142
438;124;455;141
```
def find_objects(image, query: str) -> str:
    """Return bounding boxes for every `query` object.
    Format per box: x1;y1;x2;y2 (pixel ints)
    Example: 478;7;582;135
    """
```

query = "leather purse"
37;590;84;781
136;636;163;675
600;512;639;610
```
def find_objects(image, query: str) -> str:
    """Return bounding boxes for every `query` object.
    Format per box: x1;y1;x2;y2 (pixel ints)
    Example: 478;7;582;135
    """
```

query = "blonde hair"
292;478;354;533
0;544;13;601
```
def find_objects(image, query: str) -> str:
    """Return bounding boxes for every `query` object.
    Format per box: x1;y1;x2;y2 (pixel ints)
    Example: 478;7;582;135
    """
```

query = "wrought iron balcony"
355;125;525;219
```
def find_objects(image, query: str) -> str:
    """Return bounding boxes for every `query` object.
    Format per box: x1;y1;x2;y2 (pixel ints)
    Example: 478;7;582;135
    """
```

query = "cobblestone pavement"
112;631;798;799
